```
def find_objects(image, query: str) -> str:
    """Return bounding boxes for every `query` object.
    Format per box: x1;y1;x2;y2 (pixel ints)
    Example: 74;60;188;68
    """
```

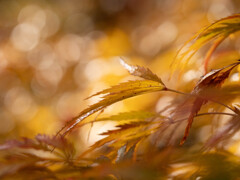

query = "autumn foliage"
1;4;240;180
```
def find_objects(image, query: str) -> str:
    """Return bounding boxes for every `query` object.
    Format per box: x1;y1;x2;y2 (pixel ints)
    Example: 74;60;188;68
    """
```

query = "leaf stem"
196;112;238;117
166;88;236;113
173;112;238;123
166;88;190;96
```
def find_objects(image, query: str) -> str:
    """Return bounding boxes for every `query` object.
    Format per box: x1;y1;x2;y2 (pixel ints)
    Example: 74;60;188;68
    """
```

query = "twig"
166;88;236;113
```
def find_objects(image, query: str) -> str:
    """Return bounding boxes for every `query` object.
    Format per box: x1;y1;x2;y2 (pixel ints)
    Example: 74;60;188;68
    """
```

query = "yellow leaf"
58;80;165;136
173;14;240;75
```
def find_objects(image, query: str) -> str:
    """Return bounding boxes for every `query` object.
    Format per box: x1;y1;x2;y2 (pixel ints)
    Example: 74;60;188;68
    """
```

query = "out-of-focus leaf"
204;116;240;149
203;37;225;73
0;165;57;180
0;152;65;179
115;144;127;163
195;85;240;102
78;111;158;139
174;14;240;74
123;144;136;161
115;144;136;163
191;152;240;180
0;134;75;159
173;152;240;180
80;121;160;159
233;103;240;115
180;98;205;145
180;61;240;145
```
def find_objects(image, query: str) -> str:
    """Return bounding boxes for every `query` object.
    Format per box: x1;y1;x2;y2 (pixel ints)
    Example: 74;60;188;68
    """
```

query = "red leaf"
180;61;240;145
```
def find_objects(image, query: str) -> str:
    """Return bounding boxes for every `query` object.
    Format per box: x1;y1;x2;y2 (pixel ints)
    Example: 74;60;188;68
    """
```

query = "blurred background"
0;0;240;151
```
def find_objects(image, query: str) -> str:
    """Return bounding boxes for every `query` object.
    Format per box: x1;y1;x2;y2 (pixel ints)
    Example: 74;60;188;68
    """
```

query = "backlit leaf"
94;111;157;123
115;144;127;163
180;61;240;145
204;116;240;149
0;134;75;159
120;58;164;84
193;61;240;92
58;80;166;136
80;121;160;158
174;14;240;74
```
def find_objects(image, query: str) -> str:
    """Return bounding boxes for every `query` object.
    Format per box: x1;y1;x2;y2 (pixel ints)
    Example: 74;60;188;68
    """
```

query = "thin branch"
173;112;238;123
206;98;235;113
166;88;191;96
196;112;238;117
166;88;236;113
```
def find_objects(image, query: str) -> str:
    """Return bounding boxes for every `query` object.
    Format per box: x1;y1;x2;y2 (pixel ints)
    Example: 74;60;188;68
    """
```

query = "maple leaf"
180;61;240;145
173;14;240;74
0;134;75;159
78;111;158;128
0;134;77;178
79;120;160;159
57;61;166;136
96;111;157;122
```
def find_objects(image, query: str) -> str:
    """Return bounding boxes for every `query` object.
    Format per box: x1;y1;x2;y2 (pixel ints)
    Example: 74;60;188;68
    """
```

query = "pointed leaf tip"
119;57;164;84
180;61;240;145
58;80;166;136
173;14;240;75
120;57;137;74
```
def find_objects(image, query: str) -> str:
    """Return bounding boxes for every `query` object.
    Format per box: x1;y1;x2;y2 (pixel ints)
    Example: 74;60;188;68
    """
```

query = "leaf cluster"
0;14;240;180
